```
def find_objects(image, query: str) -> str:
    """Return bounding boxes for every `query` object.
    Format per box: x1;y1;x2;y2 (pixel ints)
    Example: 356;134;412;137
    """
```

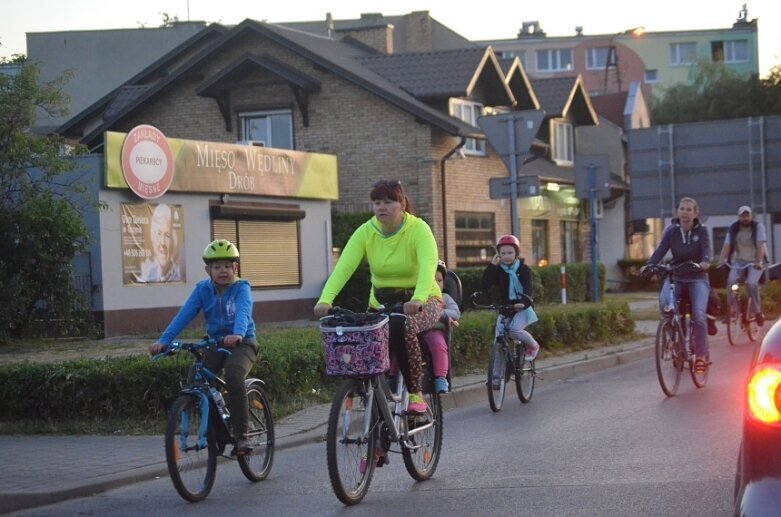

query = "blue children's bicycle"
153;338;274;502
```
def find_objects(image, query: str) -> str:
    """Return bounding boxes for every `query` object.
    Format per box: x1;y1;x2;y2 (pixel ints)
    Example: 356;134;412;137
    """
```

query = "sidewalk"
1;298;659;514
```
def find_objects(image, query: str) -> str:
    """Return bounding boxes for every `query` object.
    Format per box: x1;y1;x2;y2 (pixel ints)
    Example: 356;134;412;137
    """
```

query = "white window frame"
551;119;574;166
536;48;573;72
239;109;293;149
585;47;610;70
724;40;748;63
449;98;486;156
669;42;697;66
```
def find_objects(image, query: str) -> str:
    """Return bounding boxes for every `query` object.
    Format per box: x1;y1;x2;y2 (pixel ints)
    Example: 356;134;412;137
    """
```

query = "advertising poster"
121;203;186;285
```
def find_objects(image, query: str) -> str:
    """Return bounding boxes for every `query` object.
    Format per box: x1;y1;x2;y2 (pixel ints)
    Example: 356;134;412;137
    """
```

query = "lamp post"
602;27;644;95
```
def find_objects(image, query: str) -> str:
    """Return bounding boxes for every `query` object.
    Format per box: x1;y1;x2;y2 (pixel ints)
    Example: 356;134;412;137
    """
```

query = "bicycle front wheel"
746;310;758;342
655;320;682;397
165;394;217;502
237;382;275;482
727;300;741;346
326;379;377;506
402;391;443;481
487;338;508;412
516;344;535;403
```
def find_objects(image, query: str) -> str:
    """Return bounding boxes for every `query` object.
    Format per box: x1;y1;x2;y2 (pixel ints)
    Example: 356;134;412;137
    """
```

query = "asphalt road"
13;331;751;517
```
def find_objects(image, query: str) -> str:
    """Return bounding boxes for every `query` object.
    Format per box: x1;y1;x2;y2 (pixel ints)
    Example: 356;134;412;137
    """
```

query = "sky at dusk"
1;0;779;75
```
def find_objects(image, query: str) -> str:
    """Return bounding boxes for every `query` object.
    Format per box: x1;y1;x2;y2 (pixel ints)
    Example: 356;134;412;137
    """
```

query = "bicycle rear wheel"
655;320;682;397
237;382;275;482
326;379;377;506
726;300;741;346
516;344;535;403
402;391;443;480
165;394;217;502
487;338;508;412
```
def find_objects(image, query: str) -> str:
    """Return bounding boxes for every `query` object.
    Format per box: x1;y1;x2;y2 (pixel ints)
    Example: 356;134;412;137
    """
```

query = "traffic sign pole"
588;163;600;303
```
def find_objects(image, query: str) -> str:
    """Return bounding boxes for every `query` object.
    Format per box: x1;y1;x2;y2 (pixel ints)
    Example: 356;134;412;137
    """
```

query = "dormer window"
449;99;486;156
551;119;573;166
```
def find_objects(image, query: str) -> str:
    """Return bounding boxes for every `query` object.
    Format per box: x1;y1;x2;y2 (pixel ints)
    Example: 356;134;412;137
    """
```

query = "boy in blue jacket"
150;239;258;454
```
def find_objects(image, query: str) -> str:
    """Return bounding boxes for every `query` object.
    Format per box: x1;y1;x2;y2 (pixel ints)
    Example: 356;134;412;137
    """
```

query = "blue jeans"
727;260;762;316
674;278;710;359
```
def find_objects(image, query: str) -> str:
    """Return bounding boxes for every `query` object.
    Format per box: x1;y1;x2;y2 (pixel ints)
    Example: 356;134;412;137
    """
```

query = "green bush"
0;301;634;428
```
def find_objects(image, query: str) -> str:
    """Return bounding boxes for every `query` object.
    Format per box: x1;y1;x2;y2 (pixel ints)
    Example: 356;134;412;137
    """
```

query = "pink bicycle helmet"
495;234;520;254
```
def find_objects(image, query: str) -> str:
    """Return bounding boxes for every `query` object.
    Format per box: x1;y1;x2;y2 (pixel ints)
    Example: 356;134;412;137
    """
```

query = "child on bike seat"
481;235;540;361
149;239;258;455
422;260;461;393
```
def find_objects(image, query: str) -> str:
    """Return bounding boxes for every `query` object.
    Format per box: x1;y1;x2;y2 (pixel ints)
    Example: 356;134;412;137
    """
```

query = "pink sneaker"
407;393;428;414
524;342;540;362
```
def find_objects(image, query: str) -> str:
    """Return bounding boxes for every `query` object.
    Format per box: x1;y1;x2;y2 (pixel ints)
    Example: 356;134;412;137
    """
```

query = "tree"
650;60;781;124
0;56;97;340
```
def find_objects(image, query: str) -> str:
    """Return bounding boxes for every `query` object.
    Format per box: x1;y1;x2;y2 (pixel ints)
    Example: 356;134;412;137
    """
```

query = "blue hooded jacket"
157;278;256;345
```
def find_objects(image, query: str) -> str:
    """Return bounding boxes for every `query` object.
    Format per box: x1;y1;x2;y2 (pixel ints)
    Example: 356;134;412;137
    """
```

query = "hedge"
0;301;633;426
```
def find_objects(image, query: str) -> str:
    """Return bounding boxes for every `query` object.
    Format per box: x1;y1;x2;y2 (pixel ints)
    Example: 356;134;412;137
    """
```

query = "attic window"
449;99;486;156
551;119;573;166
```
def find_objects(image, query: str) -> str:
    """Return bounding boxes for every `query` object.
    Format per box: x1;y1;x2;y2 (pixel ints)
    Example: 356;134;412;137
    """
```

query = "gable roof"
61;19;485;148
57;24;228;137
358;47;515;106
529;76;598;126
502;57;540;110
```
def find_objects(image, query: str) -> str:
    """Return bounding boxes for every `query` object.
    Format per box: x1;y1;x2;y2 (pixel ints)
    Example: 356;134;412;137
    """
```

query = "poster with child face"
121;203;186;285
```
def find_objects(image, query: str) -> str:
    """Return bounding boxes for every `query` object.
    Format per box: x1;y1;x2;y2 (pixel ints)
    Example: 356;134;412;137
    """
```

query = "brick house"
58;18;619;333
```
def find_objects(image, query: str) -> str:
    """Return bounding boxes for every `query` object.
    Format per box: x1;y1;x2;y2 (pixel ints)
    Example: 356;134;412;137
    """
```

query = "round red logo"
120;125;175;199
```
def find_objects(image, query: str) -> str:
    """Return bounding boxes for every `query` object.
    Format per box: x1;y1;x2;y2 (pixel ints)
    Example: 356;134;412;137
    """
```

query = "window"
551;119;574;165
212;218;301;288
560;221;581;263
536;49;573;72
455;212;495;267
712;40;748;63
669;42;697;66
500;50;526;68
531;219;549;266
239;110;293;149
585;47;610;70
644;69;658;83
449;99;486;155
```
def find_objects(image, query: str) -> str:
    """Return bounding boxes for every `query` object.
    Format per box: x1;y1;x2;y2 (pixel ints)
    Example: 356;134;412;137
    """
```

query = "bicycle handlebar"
641;261;702;279
320;303;407;327
151;338;232;361
470;291;533;313
719;261;781;270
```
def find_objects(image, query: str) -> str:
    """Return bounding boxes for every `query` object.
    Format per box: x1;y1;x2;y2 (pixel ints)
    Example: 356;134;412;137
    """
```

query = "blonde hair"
678;197;699;214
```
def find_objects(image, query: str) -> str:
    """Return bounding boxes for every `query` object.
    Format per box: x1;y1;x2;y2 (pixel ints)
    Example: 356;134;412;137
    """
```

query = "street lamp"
602;26;644;94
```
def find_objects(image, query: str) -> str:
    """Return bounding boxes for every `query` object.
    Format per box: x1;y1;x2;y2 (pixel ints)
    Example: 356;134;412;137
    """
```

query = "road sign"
478;110;545;175
574;154;611;200
489;175;541;200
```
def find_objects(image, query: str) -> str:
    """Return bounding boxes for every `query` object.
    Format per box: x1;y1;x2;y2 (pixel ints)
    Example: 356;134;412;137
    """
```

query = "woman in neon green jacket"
314;180;442;414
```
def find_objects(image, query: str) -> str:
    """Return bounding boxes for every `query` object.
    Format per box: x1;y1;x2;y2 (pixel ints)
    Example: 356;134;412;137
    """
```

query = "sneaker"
407;393;428;414
694;357;710;374
359;450;386;474
434;377;449;394
756;313;765;327
524;342;540;362
235;437;253;456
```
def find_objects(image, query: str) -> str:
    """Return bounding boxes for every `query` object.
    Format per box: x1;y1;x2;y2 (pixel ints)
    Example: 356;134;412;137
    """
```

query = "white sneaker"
524;342;540;362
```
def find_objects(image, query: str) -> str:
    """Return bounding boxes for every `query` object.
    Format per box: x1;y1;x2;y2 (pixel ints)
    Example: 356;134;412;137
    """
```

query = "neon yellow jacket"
318;213;441;308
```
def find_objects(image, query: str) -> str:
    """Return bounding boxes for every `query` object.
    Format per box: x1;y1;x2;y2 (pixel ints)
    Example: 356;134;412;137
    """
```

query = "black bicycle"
152;338;274;502
720;262;778;346
643;263;708;397
321;305;443;506
472;292;537;412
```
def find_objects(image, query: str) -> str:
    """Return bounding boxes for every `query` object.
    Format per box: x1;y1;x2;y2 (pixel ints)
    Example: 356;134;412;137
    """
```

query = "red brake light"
747;366;781;424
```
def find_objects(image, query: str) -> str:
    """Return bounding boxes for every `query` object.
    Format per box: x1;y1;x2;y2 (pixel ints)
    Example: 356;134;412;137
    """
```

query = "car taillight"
747;366;781;424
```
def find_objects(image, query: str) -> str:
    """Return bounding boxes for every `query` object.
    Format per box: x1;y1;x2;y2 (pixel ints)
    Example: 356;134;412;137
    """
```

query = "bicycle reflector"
747;364;781;424
731;284;739;292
